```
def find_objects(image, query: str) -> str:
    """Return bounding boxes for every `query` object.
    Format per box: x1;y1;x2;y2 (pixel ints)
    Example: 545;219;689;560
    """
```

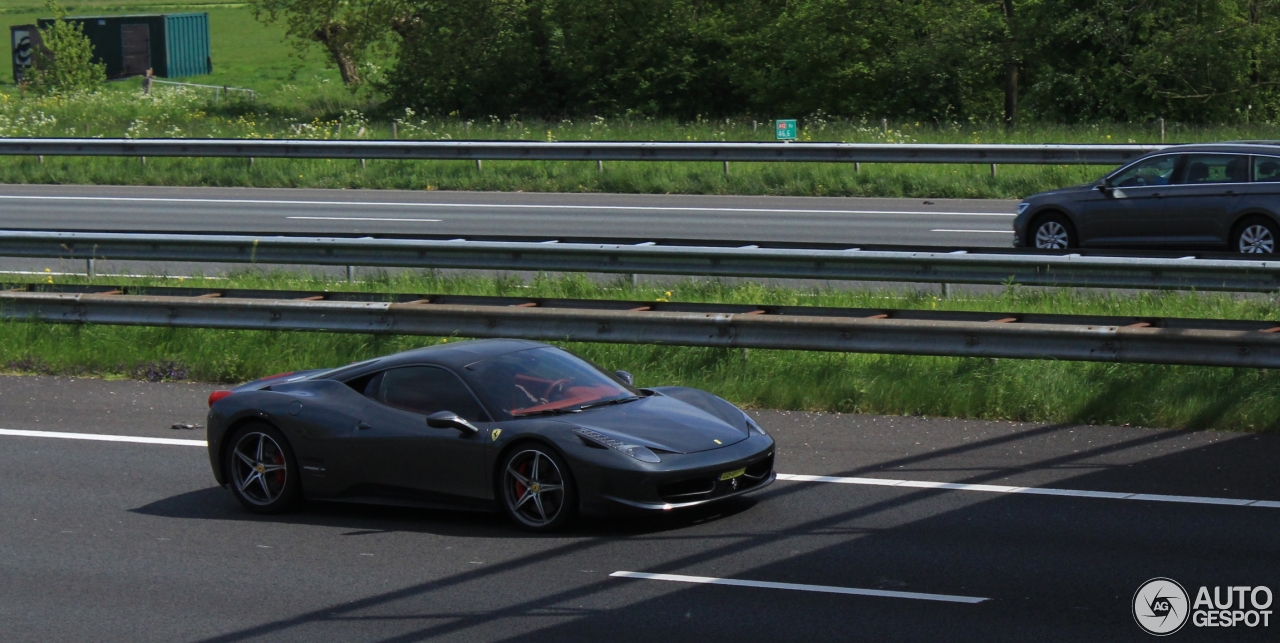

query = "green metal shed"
35;12;210;79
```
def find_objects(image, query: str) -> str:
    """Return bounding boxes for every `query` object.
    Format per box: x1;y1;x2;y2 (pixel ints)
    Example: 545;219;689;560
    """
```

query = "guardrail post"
881;118;888;135
476;159;483;172
597;160;603;173
855;162;860;173
360;159;366;170
85;259;95;279
941;282;951;298
723;161;729;176
392;122;398;139
1159;118;1166;143
990;164;997;177
346;266;355;282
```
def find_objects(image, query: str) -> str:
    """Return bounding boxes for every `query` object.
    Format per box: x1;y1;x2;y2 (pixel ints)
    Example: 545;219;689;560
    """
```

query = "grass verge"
4;270;1280;432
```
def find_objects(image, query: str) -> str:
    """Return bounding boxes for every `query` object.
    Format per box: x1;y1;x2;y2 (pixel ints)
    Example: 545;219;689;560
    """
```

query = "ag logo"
1134;578;1190;636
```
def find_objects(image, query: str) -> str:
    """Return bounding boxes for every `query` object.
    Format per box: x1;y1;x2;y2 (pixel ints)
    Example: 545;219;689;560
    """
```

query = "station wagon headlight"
573;427;661;463
1017;202;1030;215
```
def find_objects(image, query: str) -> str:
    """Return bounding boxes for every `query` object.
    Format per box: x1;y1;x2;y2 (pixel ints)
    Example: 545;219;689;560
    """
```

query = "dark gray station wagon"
1013;143;1280;253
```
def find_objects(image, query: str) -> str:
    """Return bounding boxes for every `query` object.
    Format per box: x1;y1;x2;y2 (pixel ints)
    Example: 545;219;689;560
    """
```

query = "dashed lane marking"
5;429;1277;509
0;428;205;447
609;571;989;604
929;229;1015;234
776;473;1280;509
0;194;1015;217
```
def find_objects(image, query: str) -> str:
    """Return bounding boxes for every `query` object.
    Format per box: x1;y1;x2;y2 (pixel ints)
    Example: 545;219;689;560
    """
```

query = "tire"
1029;213;1077;250
224;422;302;514
1233;217;1279;254
499;443;577;532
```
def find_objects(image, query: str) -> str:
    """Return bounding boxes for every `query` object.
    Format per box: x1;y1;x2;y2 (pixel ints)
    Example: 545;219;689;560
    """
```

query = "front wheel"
1234;218;1279;254
500;444;577;532
225;422;301;514
1030;214;1076;250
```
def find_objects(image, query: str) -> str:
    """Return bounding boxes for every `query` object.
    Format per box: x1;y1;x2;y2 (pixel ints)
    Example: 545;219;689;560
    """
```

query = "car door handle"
1224;190;1238;196
1150;192;1163;198
356;421;372;431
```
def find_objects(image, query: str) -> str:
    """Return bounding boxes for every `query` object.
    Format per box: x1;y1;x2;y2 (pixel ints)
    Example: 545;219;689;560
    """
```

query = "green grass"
6;270;1280;432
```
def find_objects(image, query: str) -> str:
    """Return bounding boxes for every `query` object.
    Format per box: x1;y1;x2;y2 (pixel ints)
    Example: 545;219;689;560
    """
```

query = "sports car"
205;339;776;531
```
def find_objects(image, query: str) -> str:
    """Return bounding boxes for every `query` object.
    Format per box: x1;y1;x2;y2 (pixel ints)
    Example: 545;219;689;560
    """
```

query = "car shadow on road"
129;486;760;539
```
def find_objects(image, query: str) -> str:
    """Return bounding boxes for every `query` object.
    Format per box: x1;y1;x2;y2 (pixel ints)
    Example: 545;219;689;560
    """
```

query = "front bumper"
571;433;777;515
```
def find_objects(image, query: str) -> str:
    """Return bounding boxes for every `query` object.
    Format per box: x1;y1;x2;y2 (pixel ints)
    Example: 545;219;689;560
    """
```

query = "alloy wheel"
503;449;566;527
1034;221;1070;249
1238;224;1275;253
230;431;289;506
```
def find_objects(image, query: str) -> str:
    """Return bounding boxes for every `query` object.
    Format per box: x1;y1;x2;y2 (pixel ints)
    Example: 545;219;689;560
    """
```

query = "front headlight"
573;427;661;463
743;412;767;436
1017;202;1030;215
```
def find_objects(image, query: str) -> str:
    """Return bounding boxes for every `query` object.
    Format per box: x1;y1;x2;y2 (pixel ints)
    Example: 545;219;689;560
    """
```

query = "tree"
248;0;400;86
30;0;105;95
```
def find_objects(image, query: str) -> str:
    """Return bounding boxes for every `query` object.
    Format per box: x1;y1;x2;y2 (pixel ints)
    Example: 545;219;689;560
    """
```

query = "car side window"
1177;154;1248;184
1255;156;1280;182
374;366;489;422
1110;155;1178;187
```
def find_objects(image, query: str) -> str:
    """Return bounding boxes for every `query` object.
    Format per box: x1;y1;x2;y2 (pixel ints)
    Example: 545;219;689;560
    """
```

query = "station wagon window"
1110;155;1178;187
1255;156;1280;182
1177;154;1248;184
369;366;489;422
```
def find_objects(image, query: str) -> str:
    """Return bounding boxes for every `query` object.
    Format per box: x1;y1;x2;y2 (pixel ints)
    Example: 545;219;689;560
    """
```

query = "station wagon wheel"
226;422;301;514
500;445;577;532
1234;218;1279;254
1031;214;1076;250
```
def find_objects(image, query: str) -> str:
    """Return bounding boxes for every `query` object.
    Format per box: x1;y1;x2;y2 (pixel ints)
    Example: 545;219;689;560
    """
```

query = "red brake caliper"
514;461;529;498
272;450;285;486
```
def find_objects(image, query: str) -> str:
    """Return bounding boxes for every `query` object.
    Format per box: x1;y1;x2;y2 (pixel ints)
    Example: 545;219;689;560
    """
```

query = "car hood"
566;394;749;454
1027;182;1097;200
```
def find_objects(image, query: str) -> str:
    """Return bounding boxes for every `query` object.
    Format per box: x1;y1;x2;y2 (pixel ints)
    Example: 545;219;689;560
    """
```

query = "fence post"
881;118;888;135
1159;118;1165;143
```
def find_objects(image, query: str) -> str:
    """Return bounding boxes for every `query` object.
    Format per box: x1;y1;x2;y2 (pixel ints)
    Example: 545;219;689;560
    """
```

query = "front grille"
657;476;717;501
656;454;774;503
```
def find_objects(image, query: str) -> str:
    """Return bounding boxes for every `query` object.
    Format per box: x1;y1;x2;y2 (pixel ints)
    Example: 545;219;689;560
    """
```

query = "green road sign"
775;119;797;140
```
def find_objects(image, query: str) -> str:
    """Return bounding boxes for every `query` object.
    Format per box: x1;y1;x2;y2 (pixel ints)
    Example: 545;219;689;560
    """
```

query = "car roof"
370;338;548;370
1157;142;1280;154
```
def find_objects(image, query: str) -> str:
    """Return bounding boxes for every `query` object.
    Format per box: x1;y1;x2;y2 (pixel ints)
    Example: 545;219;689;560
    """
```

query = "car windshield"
463;347;636;419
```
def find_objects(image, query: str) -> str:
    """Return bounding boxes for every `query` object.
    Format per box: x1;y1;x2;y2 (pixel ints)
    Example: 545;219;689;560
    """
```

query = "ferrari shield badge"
491;429;502;442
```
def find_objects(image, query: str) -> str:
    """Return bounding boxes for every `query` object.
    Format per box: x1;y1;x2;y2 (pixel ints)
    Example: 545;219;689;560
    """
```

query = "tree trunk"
313;23;360;86
1002;0;1018;129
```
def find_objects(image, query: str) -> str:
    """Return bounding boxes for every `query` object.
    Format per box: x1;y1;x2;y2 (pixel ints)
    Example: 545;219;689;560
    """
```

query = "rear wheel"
225;422;301;514
1030;213;1076;250
500;444;577;532
1233;217;1279;254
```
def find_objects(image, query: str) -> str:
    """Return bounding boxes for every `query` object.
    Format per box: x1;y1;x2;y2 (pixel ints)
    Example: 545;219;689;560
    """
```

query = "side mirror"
426;410;479;435
614;370;634;386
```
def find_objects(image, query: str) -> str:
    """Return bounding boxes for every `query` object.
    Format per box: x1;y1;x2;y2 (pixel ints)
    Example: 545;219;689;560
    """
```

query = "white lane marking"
0;194;1015;217
287;217;442;222
930;229;1015;234
5;430;1270;510
0;428;205;447
776;473;1270;507
610;571;988;604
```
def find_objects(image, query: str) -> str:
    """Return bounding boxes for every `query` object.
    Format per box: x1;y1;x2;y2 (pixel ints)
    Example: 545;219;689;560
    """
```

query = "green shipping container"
35;12;210;79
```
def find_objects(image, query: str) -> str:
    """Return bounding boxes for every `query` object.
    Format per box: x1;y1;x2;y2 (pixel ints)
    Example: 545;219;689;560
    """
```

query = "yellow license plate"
720;468;746;481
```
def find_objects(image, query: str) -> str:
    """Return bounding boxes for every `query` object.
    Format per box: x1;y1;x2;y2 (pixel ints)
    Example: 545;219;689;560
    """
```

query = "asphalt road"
0;183;1017;247
2;374;1277;642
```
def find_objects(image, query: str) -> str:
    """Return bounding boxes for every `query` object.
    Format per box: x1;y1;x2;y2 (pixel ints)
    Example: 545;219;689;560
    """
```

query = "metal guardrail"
4;230;1280;292
4;284;1279;368
0;138;1165;165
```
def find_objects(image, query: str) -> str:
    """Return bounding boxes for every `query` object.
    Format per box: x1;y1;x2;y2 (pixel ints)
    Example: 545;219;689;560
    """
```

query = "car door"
1156;153;1248;244
1078;154;1181;245
354;365;492;501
